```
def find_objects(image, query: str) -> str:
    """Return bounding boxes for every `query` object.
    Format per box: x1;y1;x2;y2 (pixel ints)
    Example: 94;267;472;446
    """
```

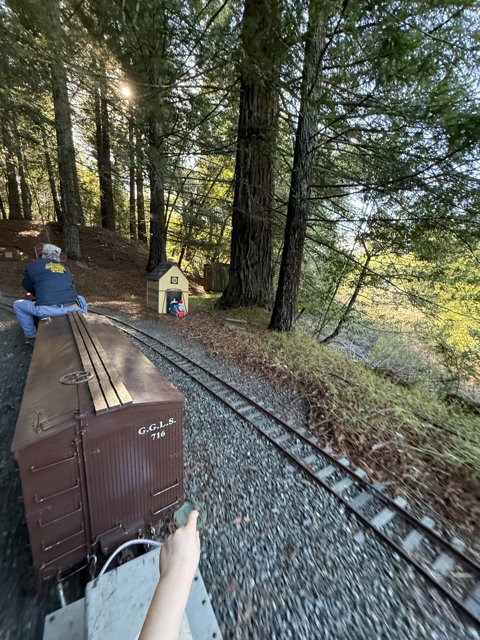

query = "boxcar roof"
12;313;184;451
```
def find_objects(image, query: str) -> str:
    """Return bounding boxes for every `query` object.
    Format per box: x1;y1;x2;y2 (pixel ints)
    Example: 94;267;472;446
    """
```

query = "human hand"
160;509;200;589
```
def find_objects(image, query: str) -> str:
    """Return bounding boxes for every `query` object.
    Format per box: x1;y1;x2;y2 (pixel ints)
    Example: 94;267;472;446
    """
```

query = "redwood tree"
13;122;32;220
41;124;63;224
94;70;116;232
136;133;147;243
47;0;83;258
146;115;167;270
128;117;136;240
218;0;282;309
2;123;22;219
270;0;336;330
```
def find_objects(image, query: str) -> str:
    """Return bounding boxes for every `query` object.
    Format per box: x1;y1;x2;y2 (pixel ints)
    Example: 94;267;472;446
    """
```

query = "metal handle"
30;453;77;473
42;525;84;551
151;480;179;497
151;498;180;516
34;479;80;503
39;504;82;528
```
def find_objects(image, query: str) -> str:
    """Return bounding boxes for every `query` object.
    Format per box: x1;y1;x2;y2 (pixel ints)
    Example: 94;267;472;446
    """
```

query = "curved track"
2;300;480;629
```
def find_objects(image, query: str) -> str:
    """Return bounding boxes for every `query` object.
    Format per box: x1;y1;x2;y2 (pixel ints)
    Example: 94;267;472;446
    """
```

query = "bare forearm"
139;574;191;640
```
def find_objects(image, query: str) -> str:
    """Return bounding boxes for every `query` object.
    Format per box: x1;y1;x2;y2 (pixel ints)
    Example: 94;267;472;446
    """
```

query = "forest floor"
1;219;479;550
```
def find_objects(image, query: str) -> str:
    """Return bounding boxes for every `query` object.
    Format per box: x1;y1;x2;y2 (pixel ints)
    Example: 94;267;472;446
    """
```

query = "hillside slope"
0;221;149;308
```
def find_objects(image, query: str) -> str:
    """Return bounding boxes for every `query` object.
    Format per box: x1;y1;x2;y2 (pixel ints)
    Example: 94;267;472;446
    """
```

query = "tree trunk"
94;87;105;225
94;77;116;232
217;0;281;310
321;253;371;343
136;134;147;243
41;125;63;224
2;124;22;220
211;215;229;263
178;245;186;269
269;0;327;331
146;116;167;271
50;55;82;258
100;78;116;231
13;123;32;220
129;118;136;239
47;0;83;258
0;193;6;219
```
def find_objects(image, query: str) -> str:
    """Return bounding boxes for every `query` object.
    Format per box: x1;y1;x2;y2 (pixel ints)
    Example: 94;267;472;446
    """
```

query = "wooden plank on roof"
68;314;108;414
70;313;119;410
77;313;132;407
68;312;133;414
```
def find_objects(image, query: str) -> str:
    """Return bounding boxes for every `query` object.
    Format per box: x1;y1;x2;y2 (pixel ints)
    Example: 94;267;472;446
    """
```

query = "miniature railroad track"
92;310;480;629
1;300;479;628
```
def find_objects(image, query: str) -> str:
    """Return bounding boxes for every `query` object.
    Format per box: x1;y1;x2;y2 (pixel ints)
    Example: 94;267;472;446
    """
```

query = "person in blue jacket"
13;243;87;344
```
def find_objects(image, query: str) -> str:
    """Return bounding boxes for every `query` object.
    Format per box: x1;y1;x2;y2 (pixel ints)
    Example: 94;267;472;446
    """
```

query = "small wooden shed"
147;262;189;314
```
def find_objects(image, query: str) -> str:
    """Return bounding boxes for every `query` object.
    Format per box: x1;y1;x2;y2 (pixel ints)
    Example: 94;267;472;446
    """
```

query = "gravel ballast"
1;298;479;639
93;308;479;640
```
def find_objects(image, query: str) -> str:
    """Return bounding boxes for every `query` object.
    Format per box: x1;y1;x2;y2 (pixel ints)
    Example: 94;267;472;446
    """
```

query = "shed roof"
147;262;180;280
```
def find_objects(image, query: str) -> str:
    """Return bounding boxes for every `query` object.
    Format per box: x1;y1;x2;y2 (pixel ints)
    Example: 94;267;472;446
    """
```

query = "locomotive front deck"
11;311;185;580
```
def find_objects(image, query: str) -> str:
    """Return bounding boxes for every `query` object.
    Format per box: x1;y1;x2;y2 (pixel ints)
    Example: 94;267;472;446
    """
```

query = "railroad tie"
231;400;249;412
370;496;408;529
431;537;466;577
402;516;435;553
464;583;480;619
315;465;336;480
331;477;355;495
349;491;373;510
242;406;260;418
353;468;368;481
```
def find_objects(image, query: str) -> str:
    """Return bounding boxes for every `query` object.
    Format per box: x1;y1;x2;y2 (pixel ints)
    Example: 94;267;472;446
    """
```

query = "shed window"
170;276;178;284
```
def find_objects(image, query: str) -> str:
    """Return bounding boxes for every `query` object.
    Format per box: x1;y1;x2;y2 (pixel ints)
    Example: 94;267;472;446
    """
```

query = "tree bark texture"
146;116;167;271
0;194;6;220
41;125;63;224
129;118;136;239
2;124;22;220
50;53;82;259
13;123;32;220
217;0;281;309
269;0;327;331
94;79;116;232
136;134;147;243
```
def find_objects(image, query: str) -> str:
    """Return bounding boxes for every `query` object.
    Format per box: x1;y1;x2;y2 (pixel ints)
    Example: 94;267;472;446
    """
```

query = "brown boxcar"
11;312;185;580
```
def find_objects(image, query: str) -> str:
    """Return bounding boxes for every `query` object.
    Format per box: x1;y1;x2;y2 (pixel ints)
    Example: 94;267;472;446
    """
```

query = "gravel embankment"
1;298;479;639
